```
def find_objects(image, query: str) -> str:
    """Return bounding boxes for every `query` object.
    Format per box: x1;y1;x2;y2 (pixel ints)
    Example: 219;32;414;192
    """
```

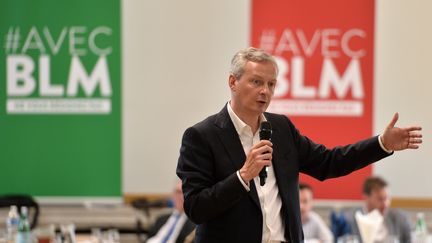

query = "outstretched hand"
381;112;422;151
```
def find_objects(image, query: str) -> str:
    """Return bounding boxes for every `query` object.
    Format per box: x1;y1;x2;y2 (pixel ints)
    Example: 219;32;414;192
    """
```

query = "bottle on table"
5;205;20;242
15;206;32;243
414;212;428;243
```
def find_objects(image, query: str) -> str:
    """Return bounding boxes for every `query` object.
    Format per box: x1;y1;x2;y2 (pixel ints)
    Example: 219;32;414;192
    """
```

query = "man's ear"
229;74;237;91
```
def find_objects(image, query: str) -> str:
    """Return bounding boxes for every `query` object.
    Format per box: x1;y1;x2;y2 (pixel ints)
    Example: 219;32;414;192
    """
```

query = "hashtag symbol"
4;27;20;54
259;29;276;53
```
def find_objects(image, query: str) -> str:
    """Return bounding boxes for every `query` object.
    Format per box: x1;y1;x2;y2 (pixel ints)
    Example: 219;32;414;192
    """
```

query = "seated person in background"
299;183;334;243
146;180;195;243
344;176;411;243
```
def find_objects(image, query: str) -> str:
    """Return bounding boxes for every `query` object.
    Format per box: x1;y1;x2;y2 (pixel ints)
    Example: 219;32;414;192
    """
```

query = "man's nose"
260;84;271;95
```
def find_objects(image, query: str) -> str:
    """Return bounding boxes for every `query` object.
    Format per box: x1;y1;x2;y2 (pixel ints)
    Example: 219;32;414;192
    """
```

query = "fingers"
407;129;423;148
241;141;273;181
254;144;273;155
256;152;272;165
240;156;271;182
253;140;273;148
387;112;399;128
407;144;420;149
251;140;273;156
409;131;422;138
250;144;273;166
406;126;422;132
409;138;422;144
406;131;422;149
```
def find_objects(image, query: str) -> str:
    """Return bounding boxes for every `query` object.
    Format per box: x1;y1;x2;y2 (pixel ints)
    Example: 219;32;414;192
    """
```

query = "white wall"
122;0;250;193
374;1;432;198
122;0;431;197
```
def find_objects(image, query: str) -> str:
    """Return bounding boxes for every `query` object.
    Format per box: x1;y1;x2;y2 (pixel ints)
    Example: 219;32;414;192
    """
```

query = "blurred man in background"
146;180;195;243
344;176;412;243
299;183;333;243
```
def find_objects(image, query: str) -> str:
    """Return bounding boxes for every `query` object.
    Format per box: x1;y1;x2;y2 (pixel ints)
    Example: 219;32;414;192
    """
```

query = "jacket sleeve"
396;210;412;243
176;126;248;224
281;116;392;180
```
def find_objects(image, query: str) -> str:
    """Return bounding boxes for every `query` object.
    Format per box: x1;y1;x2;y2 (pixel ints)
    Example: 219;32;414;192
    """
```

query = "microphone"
259;121;272;186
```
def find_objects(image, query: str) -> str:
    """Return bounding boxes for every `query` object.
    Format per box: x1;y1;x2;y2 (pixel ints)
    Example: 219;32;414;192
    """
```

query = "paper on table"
355;209;383;243
304;239;320;243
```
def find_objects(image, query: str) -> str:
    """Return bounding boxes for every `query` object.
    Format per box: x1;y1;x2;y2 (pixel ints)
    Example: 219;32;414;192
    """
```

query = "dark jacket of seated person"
145;181;195;243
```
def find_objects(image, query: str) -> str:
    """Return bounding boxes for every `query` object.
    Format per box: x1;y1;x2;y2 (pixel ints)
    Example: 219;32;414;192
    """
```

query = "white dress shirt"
147;210;188;243
227;103;287;243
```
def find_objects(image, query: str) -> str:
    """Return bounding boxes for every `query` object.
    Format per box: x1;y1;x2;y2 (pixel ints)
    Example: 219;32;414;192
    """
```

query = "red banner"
251;0;375;199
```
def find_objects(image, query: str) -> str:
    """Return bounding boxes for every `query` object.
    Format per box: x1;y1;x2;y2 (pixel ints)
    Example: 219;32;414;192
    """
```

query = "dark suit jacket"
146;212;195;243
176;105;391;243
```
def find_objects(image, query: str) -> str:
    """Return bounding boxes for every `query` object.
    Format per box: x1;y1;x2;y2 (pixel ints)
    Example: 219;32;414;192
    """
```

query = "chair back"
0;194;40;229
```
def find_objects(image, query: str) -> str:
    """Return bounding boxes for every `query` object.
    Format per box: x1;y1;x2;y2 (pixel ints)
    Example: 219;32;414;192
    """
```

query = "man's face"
365;187;391;215
299;188;313;222
229;61;277;117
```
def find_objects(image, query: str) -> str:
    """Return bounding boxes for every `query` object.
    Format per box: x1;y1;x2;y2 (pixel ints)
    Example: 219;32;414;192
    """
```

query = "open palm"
381;113;422;151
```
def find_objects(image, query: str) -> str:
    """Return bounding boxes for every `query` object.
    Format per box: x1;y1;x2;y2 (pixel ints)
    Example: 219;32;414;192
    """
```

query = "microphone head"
259;121;272;140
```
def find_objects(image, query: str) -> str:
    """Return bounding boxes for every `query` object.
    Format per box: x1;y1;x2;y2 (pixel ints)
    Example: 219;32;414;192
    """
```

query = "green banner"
0;0;121;197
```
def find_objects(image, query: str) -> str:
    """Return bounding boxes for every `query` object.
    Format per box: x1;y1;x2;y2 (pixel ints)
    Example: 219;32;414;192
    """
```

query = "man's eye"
269;82;276;89
252;80;261;85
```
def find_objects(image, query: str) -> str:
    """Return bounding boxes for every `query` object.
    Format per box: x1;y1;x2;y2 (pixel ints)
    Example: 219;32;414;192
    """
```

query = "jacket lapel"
263;113;290;180
214;105;260;208
265;114;293;208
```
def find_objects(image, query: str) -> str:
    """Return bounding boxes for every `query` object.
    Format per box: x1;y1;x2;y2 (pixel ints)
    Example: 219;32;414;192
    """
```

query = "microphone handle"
259;166;267;186
259;122;272;186
259;137;271;186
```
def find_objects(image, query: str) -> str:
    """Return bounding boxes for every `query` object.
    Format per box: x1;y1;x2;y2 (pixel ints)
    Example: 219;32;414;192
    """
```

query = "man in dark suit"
176;47;422;243
146;181;195;243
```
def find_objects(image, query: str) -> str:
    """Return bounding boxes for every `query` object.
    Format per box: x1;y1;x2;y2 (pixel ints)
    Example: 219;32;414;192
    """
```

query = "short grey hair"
230;47;278;79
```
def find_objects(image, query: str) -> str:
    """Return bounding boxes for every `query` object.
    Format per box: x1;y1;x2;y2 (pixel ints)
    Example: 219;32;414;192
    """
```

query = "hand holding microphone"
239;121;273;185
